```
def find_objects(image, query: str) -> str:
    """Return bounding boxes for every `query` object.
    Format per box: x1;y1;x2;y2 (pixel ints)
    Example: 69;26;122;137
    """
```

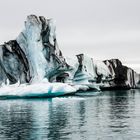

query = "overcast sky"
0;0;140;72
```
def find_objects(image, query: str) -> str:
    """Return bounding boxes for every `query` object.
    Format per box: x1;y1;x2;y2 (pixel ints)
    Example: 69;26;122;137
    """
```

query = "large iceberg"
0;15;74;97
0;15;139;98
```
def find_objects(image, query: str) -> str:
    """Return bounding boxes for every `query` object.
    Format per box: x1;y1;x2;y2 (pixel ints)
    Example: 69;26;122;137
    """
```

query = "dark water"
0;90;140;140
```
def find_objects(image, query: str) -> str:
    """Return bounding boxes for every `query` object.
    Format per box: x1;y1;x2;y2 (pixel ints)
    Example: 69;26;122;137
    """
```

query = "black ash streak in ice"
0;15;139;97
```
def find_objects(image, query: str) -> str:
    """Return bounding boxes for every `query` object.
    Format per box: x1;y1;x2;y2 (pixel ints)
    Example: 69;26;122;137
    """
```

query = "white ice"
0;81;77;98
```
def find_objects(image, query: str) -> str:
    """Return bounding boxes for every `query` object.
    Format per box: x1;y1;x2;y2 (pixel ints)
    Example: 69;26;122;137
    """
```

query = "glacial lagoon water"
0;90;140;140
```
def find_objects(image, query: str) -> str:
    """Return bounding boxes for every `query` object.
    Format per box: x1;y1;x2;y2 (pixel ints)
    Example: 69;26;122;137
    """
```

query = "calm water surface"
0;90;140;140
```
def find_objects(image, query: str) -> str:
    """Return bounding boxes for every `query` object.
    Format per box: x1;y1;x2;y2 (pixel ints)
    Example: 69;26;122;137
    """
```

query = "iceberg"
60;55;140;90
0;15;75;97
102;59;140;89
0;14;139;98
